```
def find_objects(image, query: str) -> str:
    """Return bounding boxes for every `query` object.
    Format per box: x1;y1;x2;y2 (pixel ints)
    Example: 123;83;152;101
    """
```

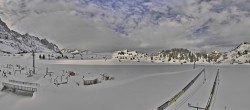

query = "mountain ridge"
218;42;250;64
0;18;61;54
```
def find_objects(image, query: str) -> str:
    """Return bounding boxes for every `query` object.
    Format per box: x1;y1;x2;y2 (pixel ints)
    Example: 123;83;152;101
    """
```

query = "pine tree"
42;54;45;59
48;54;51;60
39;54;42;59
190;53;195;62
180;54;184;60
238;51;242;56
168;57;171;62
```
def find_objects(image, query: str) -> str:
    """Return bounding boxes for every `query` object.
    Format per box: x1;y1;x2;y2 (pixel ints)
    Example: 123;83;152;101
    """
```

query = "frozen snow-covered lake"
0;54;250;110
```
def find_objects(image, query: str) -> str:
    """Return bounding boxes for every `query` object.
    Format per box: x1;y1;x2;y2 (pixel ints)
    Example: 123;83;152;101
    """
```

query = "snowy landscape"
1;53;250;110
0;0;250;110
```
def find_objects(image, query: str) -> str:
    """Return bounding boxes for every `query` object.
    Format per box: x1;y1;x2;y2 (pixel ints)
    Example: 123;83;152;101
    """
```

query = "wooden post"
82;75;85;85
66;75;69;83
44;67;49;78
86;50;88;59
61;73;65;82
54;76;59;87
80;54;83;60
203;69;206;84
193;57;196;69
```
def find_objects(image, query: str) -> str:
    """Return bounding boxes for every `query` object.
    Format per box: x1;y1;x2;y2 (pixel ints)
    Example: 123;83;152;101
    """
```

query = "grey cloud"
14;11;141;52
1;0;250;52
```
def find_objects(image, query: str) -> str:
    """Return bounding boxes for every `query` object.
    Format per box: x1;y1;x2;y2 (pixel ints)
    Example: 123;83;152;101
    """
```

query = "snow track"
105;68;205;88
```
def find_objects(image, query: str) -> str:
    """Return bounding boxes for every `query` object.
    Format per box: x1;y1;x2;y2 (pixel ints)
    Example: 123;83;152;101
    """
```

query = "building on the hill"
112;49;146;60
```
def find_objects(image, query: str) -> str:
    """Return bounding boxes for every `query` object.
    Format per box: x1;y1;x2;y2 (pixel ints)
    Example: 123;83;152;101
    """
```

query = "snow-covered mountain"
61;48;93;55
159;43;250;64
0;18;61;54
61;49;80;54
218;42;250;64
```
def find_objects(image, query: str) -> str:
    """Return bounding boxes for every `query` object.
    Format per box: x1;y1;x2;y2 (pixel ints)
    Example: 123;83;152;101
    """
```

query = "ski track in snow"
100;67;204;89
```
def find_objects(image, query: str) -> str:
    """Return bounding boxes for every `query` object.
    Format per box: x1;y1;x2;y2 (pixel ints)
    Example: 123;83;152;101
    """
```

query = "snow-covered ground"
0;54;249;110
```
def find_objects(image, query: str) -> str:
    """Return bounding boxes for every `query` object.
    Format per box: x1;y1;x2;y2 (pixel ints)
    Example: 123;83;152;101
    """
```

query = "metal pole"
203;70;206;84
205;69;220;110
32;50;35;74
194;57;196;69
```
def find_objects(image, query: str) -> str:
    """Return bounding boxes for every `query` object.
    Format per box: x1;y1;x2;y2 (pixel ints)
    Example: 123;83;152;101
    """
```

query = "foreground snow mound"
9;68;204;110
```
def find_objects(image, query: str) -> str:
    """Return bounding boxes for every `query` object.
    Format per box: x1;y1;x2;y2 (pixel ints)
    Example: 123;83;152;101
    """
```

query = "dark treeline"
160;48;221;63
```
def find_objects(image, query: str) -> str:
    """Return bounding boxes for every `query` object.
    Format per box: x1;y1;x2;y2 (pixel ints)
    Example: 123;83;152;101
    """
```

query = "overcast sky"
0;0;250;52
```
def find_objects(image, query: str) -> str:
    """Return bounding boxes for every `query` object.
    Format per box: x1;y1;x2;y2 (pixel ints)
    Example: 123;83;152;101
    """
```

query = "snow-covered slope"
0;18;61;54
218;42;250;63
61;49;81;54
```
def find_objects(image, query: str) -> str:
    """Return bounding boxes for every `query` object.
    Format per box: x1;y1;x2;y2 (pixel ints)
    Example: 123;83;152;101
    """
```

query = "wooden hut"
83;78;100;85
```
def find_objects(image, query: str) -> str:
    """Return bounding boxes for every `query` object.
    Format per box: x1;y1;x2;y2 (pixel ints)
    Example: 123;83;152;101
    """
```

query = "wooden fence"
2;82;37;92
9;80;40;87
157;68;205;110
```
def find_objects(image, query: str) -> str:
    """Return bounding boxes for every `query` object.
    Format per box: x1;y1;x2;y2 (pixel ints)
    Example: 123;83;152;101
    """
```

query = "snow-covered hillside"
110;44;250;64
0;18;61;54
111;48;222;64
61;49;93;55
218;42;250;64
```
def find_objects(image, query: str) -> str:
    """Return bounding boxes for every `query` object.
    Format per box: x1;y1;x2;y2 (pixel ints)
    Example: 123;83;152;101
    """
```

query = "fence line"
157;68;205;110
205;69;219;110
2;82;37;92
9;80;40;87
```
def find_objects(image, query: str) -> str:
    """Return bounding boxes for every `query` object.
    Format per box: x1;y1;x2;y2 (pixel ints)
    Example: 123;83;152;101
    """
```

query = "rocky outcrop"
0;18;61;54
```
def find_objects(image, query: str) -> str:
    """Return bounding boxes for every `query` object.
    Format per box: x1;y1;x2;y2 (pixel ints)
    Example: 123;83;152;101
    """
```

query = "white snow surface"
0;54;249;110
